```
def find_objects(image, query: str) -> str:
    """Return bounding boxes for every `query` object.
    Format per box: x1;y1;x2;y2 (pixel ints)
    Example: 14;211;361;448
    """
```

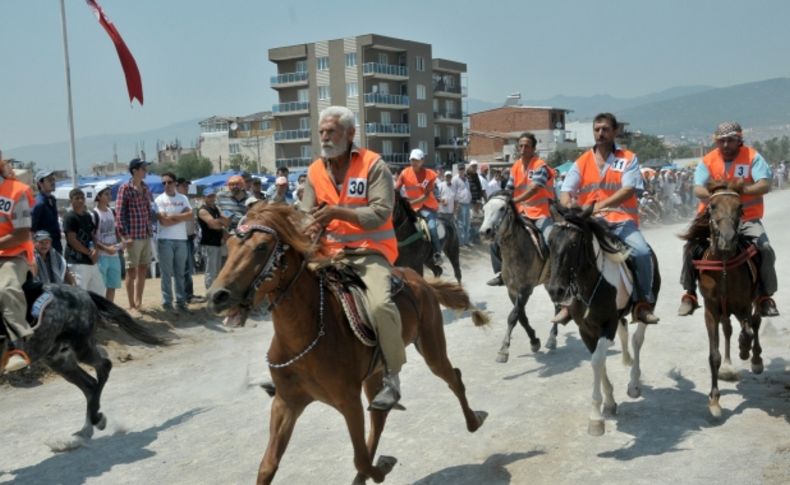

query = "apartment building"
198;112;276;173
268;34;466;169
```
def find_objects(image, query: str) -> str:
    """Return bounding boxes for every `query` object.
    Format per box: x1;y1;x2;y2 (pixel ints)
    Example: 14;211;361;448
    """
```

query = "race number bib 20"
346;178;368;198
734;164;750;178
0;196;13;215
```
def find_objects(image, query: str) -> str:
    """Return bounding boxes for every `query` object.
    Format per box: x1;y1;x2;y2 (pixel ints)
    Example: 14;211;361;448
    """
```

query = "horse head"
706;179;744;254
207;204;315;318
479;190;512;240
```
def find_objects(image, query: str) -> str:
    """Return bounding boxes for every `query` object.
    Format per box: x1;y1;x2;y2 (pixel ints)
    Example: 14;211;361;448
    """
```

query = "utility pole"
59;0;78;187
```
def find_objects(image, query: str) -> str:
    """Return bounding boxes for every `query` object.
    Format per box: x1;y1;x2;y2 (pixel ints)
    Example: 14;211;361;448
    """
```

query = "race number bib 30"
734;164;750;178
346;178;368;198
0;196;13;215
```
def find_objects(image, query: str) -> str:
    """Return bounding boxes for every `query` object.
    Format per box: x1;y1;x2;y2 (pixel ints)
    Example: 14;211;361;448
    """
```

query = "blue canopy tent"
192;171;241;193
555;161;574;174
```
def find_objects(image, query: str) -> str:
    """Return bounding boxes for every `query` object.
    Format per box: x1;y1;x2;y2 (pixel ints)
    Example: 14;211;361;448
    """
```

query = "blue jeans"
456;203;471;245
184;236;195;299
158;239;188;307
490;216;553;273
419;208;442;254
608;220;654;304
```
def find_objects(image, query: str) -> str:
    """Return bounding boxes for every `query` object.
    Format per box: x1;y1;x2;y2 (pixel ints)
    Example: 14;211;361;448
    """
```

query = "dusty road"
2;191;789;485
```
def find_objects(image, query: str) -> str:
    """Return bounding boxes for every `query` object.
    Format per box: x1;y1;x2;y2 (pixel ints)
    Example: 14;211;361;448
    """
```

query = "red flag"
85;0;143;105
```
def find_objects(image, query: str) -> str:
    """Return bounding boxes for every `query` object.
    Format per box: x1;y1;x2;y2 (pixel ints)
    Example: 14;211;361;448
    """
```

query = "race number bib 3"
0;196;13;215
346;178;368;198
734;164;750;178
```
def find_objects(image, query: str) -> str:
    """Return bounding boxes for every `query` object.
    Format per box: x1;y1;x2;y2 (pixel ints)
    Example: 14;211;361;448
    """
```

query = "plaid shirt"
115;181;153;240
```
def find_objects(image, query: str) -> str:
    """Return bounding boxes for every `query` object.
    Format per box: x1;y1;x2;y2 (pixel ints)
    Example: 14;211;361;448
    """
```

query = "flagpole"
59;0;78;187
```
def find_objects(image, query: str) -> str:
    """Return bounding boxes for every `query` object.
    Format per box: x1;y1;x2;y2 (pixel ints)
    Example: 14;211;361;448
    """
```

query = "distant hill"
6;118;203;173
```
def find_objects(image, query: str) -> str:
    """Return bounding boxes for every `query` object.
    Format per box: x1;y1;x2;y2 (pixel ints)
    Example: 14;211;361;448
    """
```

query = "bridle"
484;194;512;237
706;190;741;251
552;220;604;307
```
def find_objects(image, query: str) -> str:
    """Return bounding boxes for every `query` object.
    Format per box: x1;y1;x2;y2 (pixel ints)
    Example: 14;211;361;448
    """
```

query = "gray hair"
319;106;356;132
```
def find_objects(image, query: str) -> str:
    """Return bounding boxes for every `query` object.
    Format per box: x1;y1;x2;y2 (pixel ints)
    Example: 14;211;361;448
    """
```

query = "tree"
148;161;177;176
548;147;583;167
228;155;257;173
176;153;213;180
671;145;696;158
624;133;668;163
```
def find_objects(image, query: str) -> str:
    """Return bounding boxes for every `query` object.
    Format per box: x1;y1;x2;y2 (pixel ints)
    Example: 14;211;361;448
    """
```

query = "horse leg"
718;316;738;381
351;374;391;485
545;322;559;351
627;322;646;398
76;340;113;431
588;336;611;436
257;395;307;485
617;318;633;366
738;314;754;361
47;344;99;441
705;309;723;418
602;363;617;417
444;229;462;283
496;295;519;363
516;289;541;352
750;314;763;374
339;397;395;484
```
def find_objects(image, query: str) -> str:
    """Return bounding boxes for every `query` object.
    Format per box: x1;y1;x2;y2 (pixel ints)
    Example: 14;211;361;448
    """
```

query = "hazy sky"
2;0;789;149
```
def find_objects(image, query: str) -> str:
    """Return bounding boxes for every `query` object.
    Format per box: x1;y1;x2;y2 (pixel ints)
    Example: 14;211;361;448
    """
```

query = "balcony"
276;157;312;169
365;123;410;137
362;62;408;79
435;137;464;149
434;111;463;123
274;129;311;143
364;93;409;108
381;153;410;164
272;101;309;116
270;71;308;88
433;82;463;97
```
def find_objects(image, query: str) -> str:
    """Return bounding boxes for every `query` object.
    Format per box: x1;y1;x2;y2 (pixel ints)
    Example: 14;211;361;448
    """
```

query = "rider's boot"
369;372;401;411
486;273;504;286
1;340;31;373
677;292;699;316
551;306;572;324
757;296;780;317
634;302;660;324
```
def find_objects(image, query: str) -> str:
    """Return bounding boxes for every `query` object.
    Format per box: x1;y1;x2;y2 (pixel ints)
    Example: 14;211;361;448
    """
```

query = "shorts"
125;239;152;268
70;263;105;295
98;254;123;289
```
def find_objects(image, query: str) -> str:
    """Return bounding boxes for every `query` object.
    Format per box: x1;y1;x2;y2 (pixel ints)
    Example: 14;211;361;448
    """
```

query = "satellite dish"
554;121;563;129
230;122;238;131
553;129;561;137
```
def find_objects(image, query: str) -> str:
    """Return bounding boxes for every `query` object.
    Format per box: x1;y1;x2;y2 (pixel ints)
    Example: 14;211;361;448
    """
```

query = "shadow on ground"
412;450;545;485
502;333;588;380
2;408;206;485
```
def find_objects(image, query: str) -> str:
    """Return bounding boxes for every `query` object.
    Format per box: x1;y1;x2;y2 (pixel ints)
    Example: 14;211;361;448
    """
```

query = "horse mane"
393;191;418;223
678;178;742;242
561;207;625;256
245;203;317;257
494;191;520;240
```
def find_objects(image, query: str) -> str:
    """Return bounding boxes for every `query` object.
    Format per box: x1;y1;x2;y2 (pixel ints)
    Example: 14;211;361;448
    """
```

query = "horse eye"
709;203;717;211
255;242;268;252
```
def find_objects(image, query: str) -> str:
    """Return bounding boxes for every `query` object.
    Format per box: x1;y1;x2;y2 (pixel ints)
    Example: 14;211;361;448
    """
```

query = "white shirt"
451;175;472;204
486;177;501;198
437;180;455;214
154;192;190;240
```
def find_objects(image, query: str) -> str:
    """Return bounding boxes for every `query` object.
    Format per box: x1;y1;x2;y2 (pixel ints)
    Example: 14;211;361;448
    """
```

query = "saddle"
691;237;759;284
321;264;406;347
516;215;548;261
0;276;52;341
415;216;446;246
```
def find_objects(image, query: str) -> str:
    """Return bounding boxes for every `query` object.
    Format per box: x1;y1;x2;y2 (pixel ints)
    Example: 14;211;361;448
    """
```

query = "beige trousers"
345;253;406;374
0;257;33;341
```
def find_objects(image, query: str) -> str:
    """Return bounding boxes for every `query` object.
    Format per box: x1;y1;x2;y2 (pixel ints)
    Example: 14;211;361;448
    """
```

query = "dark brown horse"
206;204;488;484
680;179;763;418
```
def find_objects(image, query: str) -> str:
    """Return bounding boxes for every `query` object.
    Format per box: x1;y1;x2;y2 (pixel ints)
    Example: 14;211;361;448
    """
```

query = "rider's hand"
311;204;338;226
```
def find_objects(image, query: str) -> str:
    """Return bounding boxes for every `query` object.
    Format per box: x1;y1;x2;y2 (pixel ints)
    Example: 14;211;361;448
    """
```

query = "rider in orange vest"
395;148;443;264
677;121;778;317
303;106;404;411
0;153;36;372
487;132;555;286
557;113;659;324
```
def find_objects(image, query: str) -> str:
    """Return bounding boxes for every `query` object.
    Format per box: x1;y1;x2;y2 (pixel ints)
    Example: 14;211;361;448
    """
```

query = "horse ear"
581;204;594;219
550;200;565;221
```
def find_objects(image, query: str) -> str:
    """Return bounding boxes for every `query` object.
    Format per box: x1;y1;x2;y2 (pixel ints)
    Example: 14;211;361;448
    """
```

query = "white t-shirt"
437;180;455;214
154;192;190;240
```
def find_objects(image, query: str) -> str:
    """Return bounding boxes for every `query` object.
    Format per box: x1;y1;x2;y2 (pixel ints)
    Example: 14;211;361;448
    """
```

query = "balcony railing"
365;123;410;135
270;71;309;86
433;82;462;94
364;93;409;107
274;129;311;142
276;157;312;169
272;101;309;114
435;137;464;148
362;62;408;78
434;111;463;121
381;153;410;164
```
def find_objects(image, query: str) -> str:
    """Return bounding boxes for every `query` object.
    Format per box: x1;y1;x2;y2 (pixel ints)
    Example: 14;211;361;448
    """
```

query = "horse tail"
88;292;167;345
427;280;490;327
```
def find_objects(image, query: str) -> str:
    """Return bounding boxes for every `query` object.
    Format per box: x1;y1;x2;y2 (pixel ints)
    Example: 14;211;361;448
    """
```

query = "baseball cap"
35;170;55;182
276;176;288;186
177;177;191;185
94;185;111;200
409;148;425;161
444;170;452;176
714;121;743;140
129;158;149;171
469;160;479;166
245;196;261;208
240;171;253;182
203;188;216;197
34;230;52;242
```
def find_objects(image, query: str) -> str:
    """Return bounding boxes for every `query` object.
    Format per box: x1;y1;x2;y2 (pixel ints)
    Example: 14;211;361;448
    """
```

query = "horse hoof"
545;337;557;350
94;414;107;431
709;403;722;419
351;474;366;485
375;455;397;476
751;361;764;374
603;403;617;417
627;384;641;399
530;340;541;353
588;419;605;436
469;410;488;432
718;366;739;382
495;352;509;363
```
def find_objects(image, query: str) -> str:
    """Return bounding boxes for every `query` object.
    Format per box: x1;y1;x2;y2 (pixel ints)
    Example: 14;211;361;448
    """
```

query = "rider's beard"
321;139;348;159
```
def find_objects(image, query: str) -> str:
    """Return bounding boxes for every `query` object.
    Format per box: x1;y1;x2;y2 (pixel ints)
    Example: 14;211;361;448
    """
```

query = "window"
381;111;391;124
378;52;388;65
260;120;271;130
382;140;393;154
448;126;456;139
239;122;251;131
434;125;441;137
416;84;426;100
299;117;310;130
345;52;357;67
417;113;427;128
418;140;428;153
346;82;358;97
445;99;455;114
229;144;240;155
298;89;309;103
317;56;329;70
433;98;439;111
295;60;307;72
378;82;389;95
415;56;425;72
300;145;311;159
318;85;330;100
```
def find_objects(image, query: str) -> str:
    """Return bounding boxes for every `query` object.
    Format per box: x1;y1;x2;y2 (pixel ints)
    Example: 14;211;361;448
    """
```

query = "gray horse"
479;192;562;362
2;281;165;449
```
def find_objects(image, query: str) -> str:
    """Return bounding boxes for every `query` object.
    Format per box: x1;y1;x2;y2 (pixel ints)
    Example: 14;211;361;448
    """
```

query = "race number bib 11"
346;178;368;198
0;196;13;215
734;164;750;178
609;159;627;172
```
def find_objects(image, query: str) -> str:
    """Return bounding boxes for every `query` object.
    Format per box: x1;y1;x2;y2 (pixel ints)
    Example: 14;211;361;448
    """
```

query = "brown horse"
206;204;489;484
680;179;763;417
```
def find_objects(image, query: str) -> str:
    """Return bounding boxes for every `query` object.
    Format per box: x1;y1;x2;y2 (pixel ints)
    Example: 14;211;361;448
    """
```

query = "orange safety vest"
398;167;439;211
510;156;554;219
575;148;640;225
698;146;764;221
0;177;34;264
307;148;398;264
